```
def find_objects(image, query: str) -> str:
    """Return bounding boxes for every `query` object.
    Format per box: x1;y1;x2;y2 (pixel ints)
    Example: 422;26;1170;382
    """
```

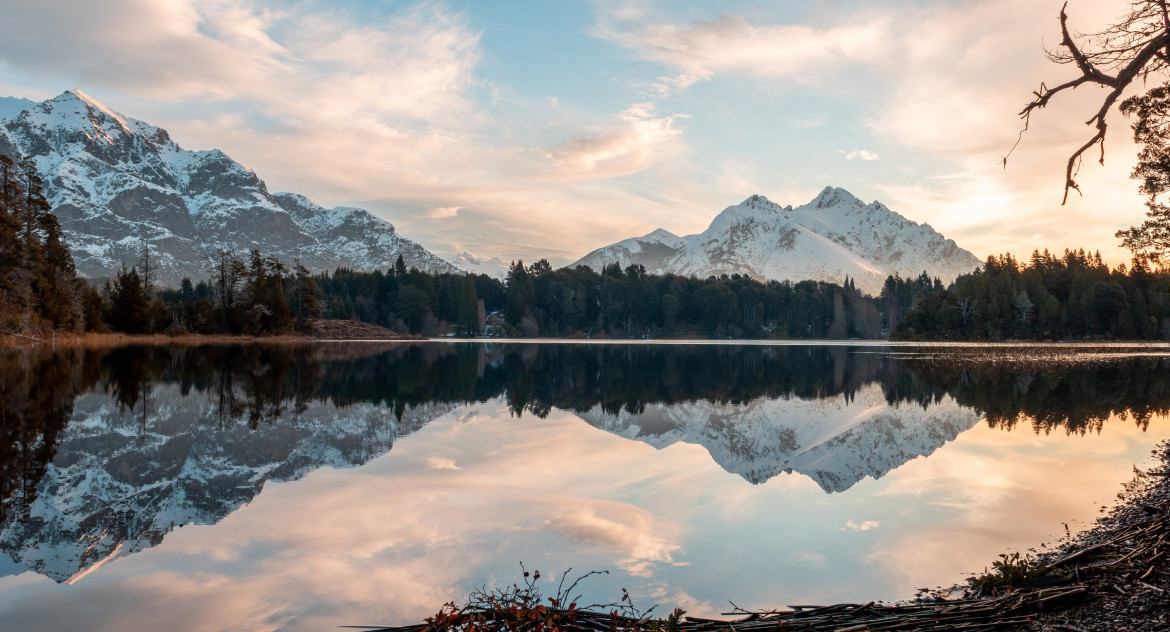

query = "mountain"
571;189;981;295
0;90;459;287
577;383;983;493
572;228;686;273
448;251;511;280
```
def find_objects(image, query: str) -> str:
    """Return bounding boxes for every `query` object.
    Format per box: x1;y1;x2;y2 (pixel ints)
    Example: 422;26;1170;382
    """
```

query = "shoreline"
8;330;1170;350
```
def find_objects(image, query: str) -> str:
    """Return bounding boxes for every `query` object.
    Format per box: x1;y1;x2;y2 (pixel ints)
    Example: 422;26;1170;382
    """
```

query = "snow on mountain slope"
577;383;982;493
570;190;980;295
788;187;980;286
0;386;457;583
446;251;511;280
0;90;458;286
573;228;687;273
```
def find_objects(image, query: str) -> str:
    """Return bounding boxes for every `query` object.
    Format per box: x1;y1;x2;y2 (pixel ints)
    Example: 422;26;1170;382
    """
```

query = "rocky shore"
1014;442;1170;631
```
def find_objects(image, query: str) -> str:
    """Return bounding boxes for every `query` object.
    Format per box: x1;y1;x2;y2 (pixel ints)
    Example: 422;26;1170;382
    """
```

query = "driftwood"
352;584;1088;632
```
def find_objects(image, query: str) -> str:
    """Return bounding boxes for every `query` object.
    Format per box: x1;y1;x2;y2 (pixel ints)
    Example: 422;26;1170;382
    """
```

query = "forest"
893;249;1170;340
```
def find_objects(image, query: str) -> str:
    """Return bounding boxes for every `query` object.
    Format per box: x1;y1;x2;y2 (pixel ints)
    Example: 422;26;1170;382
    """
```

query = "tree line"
894;249;1170;340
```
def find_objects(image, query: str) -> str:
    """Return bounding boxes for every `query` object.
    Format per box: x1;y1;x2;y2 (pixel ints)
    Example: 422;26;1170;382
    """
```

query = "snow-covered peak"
641;228;686;248
1;90;459;285
10;90;173;153
811;186;863;210
570;187;982;296
450;251;510;279
706;195;791;235
737;193;790;214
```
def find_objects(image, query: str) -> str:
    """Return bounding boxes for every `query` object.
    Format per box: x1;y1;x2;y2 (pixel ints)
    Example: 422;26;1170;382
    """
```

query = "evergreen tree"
108;265;149;333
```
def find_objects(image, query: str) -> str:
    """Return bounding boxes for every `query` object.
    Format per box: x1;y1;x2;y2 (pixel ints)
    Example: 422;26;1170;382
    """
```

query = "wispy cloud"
427;206;463;219
548;102;687;179
841;149;879;162
594;10;892;93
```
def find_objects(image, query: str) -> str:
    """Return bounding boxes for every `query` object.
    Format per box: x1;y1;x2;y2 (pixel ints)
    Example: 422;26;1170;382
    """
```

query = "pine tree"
108;264;149;333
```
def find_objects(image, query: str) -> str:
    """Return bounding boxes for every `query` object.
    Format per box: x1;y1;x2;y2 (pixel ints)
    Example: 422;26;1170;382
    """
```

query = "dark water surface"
0;341;1169;630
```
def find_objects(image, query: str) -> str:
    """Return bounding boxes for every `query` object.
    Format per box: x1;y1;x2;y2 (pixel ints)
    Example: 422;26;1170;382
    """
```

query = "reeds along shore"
359;442;1170;632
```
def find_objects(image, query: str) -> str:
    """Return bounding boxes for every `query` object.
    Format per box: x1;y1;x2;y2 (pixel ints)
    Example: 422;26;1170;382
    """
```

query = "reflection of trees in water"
889;358;1170;435
4;343;1170;522
0;348;94;523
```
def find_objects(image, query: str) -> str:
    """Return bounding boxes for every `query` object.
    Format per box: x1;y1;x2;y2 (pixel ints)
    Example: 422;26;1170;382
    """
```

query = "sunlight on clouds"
867;417;1170;589
547;102;687;180
0;0;1156;269
426;206;462;219
595;12;893;92
865;0;1147;263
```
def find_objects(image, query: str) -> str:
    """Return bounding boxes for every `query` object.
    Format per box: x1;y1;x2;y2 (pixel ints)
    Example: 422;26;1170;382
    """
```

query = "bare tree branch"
1011;1;1170;203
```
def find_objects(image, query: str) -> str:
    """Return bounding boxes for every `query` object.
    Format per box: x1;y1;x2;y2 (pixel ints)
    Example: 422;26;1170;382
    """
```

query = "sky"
0;0;1154;266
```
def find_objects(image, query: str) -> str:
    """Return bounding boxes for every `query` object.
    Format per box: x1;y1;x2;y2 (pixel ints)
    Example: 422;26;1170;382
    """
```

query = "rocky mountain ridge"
572;189;981;295
0;90;458;286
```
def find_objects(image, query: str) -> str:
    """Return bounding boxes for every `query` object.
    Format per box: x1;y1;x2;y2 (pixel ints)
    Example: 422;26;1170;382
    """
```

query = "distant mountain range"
0;90;980;292
0;90;458;287
572;190;981;295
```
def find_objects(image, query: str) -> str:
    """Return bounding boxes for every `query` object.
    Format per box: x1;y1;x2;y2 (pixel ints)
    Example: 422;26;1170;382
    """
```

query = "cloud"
841;149;879;162
861;0;1147;263
547;102;687;179
427;206;463;219
595;11;892;92
841;520;880;532
0;0;481;123
425;456;460;469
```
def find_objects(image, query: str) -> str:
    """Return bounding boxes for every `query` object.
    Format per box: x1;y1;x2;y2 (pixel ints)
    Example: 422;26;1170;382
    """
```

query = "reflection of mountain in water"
3;343;1170;584
2;387;453;583
579;384;981;492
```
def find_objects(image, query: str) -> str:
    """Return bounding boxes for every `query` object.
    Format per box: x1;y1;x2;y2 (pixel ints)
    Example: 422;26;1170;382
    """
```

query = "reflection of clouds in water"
866;415;1170;591
543;503;682;577
792;552;828;567
0;403;704;631
3;386;1170;630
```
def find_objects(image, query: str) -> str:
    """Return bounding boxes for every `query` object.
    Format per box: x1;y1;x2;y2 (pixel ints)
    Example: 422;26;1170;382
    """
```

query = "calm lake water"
1;341;1169;630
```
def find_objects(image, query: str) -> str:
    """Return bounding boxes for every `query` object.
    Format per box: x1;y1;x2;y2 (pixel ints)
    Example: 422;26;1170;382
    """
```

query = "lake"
0;341;1168;631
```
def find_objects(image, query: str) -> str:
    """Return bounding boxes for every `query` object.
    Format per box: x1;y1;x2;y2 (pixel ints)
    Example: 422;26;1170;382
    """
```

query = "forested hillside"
895;250;1170;340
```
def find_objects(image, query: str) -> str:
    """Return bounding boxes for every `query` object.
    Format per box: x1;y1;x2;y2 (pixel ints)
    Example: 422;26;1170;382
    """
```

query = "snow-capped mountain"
577;383;982;493
571;228;687;273
0;386;456;583
448;251;511;280
0;90;458;286
572;190;981;295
